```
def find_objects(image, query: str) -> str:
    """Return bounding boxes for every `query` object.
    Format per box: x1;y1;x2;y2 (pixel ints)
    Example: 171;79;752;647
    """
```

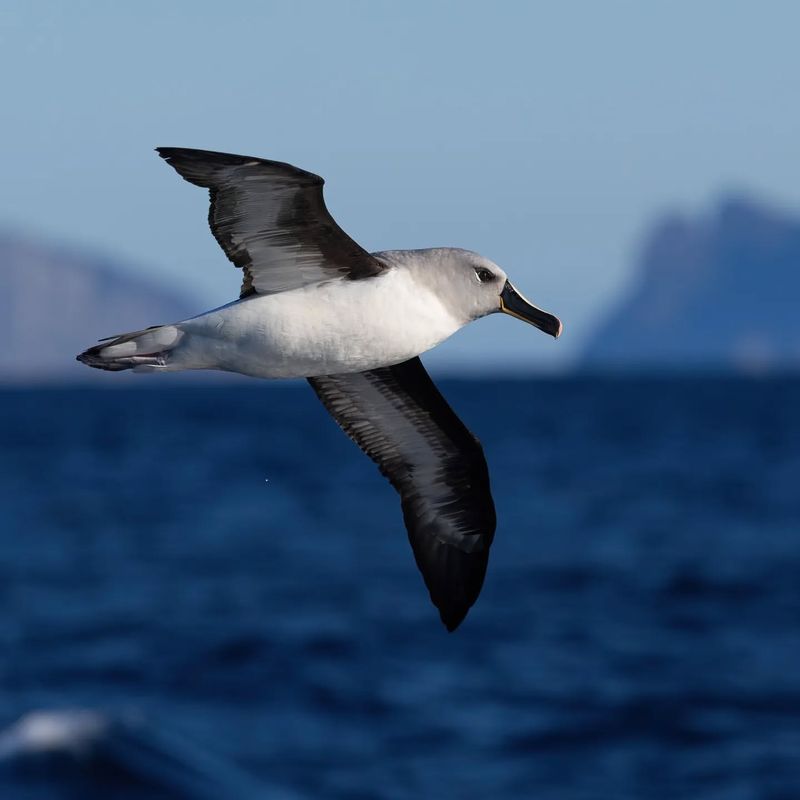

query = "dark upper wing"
157;147;386;298
308;358;496;631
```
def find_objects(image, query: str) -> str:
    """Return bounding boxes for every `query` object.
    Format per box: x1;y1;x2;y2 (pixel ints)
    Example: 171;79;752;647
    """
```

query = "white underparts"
164;270;463;378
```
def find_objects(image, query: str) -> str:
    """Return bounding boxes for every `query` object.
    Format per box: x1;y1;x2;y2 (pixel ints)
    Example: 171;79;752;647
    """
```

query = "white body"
91;248;521;378
131;268;463;378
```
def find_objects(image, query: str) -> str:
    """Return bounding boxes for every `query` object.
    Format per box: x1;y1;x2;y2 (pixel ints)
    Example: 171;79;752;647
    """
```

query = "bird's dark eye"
474;267;495;283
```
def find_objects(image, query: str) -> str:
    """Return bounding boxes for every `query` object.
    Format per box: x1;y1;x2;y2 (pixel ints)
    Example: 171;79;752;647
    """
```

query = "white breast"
176;270;463;378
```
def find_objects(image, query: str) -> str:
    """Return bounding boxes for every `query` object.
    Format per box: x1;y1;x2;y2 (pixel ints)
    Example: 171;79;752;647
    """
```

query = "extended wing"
309;358;496;631
158;147;385;297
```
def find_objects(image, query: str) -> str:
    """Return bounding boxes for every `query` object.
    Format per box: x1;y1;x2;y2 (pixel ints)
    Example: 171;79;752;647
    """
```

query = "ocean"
1;377;798;799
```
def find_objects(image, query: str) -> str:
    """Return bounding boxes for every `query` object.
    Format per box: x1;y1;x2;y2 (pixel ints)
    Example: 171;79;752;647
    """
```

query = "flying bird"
78;148;562;631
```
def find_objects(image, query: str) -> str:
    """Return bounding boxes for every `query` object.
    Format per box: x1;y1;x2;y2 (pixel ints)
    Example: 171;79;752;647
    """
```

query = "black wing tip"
436;592;477;632
441;609;469;633
156;146;242;163
155;147;324;185
413;537;489;634
155;146;243;178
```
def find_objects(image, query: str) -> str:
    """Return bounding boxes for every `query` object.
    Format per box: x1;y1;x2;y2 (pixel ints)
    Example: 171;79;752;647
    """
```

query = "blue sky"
2;1;799;370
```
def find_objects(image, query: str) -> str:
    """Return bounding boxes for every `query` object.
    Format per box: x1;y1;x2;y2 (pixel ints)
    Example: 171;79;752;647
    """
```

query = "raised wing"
308;358;496;631
157;147;385;297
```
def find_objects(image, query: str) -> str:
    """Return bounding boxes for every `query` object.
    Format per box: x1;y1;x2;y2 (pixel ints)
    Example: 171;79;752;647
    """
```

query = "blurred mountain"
581;196;800;371
1;230;198;382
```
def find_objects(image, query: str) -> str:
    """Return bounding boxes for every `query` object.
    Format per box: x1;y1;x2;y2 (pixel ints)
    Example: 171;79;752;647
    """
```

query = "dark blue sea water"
1;377;799;799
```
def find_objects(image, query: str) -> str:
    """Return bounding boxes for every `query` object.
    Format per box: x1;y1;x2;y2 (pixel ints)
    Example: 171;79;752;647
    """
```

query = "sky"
2;1;799;371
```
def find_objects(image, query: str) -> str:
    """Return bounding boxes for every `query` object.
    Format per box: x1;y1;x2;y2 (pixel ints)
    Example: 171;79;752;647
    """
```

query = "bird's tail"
77;324;184;372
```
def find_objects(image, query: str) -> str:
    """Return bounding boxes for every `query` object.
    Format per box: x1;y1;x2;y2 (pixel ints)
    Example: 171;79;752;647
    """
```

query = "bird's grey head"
376;248;562;338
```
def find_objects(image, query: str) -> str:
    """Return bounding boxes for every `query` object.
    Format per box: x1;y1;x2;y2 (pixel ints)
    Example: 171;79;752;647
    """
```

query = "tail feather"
77;325;182;372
